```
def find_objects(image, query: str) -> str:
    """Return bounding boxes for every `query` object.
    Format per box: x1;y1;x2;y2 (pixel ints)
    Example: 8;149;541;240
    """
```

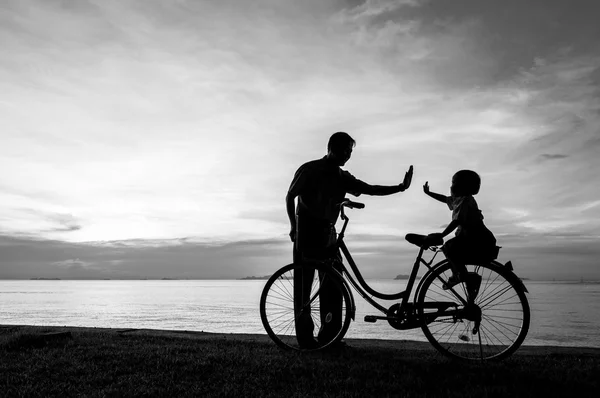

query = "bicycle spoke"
479;323;508;350
480;291;519;311
278;275;294;300
478;284;514;308
266;308;295;325
482;314;522;335
267;287;293;303
280;317;297;337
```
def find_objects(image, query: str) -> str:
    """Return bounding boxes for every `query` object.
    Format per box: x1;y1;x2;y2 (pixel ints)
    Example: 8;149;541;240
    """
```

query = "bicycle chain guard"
387;303;422;330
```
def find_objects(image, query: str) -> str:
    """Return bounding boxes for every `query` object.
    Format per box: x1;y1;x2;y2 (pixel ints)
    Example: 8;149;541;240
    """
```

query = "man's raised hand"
401;165;413;191
423;181;430;194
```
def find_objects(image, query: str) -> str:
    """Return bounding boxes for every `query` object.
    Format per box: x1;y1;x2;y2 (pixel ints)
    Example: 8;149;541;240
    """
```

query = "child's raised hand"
423;181;430;194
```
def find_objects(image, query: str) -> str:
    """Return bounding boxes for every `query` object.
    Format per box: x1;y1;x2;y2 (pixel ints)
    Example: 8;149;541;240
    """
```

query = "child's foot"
465;272;482;299
443;274;462;290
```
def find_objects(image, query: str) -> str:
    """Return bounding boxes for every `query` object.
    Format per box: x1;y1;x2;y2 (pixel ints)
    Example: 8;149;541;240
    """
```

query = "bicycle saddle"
405;233;443;248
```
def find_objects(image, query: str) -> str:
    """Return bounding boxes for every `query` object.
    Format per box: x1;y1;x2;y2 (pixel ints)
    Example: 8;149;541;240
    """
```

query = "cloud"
538;153;569;161
337;0;422;22
52;258;92;270
45;212;83;232
0;207;84;236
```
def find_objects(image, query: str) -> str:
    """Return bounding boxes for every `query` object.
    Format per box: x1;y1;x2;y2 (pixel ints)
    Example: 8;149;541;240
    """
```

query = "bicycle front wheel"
260;262;352;351
417;261;530;361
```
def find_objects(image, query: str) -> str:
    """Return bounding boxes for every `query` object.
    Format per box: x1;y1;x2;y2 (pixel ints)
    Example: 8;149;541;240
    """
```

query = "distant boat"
30;277;61;280
240;276;271;280
394;274;410;280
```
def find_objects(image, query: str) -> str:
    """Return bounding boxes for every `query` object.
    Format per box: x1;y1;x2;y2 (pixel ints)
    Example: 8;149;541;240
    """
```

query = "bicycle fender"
492;261;529;293
493;260;529;293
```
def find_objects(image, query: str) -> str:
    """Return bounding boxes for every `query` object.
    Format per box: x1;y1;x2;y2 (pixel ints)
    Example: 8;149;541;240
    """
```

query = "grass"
1;325;599;397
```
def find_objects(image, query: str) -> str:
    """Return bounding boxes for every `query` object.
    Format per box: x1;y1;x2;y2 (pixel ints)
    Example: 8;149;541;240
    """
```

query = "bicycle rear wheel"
417;261;530;361
260;262;352;351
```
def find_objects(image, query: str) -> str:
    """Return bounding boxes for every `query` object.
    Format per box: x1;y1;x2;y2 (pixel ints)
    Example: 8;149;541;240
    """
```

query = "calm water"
1;280;599;348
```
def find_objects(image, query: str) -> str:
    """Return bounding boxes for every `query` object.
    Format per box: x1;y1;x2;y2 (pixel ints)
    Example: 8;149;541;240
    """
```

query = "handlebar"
339;199;365;222
340;199;365;209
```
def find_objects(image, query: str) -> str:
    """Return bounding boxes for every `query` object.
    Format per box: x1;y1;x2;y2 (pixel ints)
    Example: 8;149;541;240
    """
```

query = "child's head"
451;170;481;196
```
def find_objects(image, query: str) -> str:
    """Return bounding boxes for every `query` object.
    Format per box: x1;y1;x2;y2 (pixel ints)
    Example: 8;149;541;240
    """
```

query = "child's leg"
442;238;468;279
449;259;468;279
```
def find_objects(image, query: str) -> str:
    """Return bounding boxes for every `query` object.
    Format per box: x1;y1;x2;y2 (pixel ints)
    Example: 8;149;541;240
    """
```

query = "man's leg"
293;245;316;347
317;243;344;345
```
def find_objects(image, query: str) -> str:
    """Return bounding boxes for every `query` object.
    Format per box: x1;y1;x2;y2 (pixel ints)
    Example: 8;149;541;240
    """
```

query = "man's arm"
362;184;407;196
287;163;310;242
355;165;413;196
286;192;296;242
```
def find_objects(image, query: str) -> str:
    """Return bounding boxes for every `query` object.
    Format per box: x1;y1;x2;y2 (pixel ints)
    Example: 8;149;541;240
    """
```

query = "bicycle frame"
334;206;446;316
262;199;531;359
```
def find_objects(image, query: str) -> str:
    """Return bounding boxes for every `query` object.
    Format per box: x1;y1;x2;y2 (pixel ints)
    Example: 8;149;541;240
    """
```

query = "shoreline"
3;324;600;357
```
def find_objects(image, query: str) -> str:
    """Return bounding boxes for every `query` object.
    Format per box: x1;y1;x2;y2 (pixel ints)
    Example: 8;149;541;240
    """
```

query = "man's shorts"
443;236;498;264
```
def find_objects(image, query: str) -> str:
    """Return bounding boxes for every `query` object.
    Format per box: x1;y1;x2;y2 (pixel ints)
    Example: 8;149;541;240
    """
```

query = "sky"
1;0;599;280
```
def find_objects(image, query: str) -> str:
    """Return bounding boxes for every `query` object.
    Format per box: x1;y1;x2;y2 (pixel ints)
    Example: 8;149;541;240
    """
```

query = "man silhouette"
286;132;413;348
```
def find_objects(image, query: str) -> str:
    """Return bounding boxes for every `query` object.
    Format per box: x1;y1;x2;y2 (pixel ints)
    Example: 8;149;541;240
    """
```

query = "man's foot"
325;340;349;350
296;311;316;349
298;338;320;350
443;274;463;290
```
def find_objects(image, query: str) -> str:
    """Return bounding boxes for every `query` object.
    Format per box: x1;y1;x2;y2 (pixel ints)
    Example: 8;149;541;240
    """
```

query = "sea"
1;279;599;348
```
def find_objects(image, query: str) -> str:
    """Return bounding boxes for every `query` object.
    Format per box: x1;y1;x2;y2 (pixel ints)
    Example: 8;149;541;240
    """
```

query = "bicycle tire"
417;261;530;361
260;262;353;351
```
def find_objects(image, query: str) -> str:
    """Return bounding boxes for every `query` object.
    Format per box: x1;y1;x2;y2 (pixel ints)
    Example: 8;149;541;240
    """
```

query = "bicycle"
260;199;531;361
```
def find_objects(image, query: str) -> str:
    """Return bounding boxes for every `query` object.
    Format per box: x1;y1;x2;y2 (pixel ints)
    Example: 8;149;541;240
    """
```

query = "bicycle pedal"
364;315;378;323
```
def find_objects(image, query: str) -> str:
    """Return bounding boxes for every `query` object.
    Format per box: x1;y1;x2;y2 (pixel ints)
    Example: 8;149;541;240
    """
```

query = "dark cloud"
339;0;600;89
0;234;292;280
47;214;83;232
18;209;84;233
538;153;569;161
52;258;92;270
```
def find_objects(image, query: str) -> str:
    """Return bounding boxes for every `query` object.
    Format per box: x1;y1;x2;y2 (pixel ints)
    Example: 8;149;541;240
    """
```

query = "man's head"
327;132;355;166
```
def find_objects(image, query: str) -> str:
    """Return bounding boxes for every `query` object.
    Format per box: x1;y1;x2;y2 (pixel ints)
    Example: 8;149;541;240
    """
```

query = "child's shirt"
446;195;485;238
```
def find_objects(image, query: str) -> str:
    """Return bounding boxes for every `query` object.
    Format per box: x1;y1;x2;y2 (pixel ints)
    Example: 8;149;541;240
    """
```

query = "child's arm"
440;220;459;237
423;182;448;204
428;219;460;242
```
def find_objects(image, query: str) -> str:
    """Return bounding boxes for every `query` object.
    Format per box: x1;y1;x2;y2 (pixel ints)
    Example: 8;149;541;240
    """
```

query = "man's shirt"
288;156;368;224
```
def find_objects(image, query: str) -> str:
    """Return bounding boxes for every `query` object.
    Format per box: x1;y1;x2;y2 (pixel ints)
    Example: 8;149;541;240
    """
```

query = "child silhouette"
424;170;498;290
